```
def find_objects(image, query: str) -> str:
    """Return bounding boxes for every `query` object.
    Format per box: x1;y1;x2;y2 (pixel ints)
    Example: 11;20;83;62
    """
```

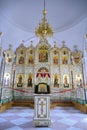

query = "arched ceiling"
0;0;87;51
0;0;87;33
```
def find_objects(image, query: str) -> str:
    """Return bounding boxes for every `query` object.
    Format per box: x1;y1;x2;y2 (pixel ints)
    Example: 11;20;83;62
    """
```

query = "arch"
36;67;50;78
38;67;49;72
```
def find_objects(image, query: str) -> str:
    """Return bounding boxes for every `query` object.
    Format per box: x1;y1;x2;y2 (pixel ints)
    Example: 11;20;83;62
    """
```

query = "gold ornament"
35;1;54;39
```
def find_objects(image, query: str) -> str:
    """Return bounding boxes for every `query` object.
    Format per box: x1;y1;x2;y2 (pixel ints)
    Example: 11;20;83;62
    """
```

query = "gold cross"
39;101;45;114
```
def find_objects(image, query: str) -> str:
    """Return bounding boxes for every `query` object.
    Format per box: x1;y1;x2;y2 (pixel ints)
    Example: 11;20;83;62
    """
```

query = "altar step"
13;100;34;108
1;101;87;113
13;100;73;109
51;101;73;109
0;102;13;113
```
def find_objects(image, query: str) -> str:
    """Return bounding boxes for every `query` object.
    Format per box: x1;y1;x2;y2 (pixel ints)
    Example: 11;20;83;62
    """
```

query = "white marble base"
33;119;51;127
33;94;51;127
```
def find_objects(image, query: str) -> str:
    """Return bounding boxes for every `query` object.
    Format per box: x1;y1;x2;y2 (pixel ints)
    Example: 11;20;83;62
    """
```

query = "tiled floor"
0;106;87;130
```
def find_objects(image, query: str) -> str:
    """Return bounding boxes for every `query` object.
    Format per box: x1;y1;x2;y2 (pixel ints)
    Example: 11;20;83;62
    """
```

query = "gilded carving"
3;38;83;92
54;74;59;88
53;56;58;64
38;45;48;62
72;50;82;64
63;74;69;88
17;74;23;87
27;74;33;87
19;56;24;64
28;56;34;64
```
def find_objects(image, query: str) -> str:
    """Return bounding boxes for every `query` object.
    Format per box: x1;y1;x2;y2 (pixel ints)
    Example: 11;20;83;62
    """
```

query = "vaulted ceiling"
0;0;87;51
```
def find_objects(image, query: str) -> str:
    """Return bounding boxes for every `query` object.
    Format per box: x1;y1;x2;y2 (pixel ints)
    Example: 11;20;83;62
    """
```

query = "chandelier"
35;0;54;39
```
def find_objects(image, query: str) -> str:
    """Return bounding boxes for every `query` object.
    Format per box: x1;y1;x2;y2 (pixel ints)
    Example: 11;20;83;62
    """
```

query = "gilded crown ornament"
35;0;54;39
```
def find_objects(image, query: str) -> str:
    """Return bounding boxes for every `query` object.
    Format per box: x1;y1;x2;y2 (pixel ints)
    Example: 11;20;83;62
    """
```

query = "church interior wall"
0;1;87;114
0;39;87;109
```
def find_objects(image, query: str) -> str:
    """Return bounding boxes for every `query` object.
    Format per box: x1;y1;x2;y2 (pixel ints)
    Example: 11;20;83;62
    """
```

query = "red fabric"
36;73;50;78
10;87;75;94
36;73;39;77
48;73;50;78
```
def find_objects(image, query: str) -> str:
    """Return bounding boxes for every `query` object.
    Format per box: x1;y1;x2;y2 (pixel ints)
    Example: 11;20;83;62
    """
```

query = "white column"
0;32;2;62
0;32;2;85
83;34;87;86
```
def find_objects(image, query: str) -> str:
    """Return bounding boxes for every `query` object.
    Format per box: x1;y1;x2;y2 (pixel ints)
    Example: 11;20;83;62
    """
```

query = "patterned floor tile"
17;112;33;117
19;121;34;129
58;118;78;126
75;122;87;130
0;113;14;117
66;126;84;130
0;117;7;123
5;126;24;130
0;122;15;130
10;118;30;125
0;106;87;130
80;118;87;123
